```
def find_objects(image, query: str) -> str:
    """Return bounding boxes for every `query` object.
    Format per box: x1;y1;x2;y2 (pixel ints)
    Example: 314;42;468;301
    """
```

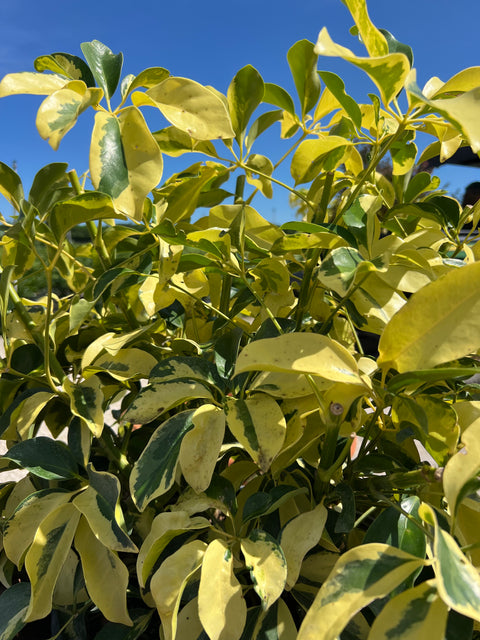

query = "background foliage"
1;0;480;638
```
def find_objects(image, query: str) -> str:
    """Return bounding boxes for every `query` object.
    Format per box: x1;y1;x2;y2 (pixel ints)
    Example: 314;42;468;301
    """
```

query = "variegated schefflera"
2;0;480;638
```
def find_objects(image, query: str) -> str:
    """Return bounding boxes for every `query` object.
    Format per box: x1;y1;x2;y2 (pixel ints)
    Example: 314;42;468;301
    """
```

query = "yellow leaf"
198;539;247;640
443;419;480;516
0;72;66;96
235;333;363;385
74;517;132;626
151;540;207;640
179;405;225;493
378;261;480;372
280;503;327;588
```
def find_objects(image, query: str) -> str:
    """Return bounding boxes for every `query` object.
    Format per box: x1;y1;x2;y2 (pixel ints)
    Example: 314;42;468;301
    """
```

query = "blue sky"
1;0;480;222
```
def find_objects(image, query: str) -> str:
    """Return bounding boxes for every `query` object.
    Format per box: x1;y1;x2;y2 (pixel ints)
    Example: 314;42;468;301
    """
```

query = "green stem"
294;248;321;331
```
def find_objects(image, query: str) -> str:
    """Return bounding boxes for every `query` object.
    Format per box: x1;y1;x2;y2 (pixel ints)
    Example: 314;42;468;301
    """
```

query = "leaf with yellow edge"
198;539;247;640
36;82;102;150
72;464;137;553
74;516;132;626
368;580;448;640
420;503;480;622
151;540;207;640
297;543;425;640
443;419;480;517
145;76;234;140
280;502;327;588
431;67;480;98
64;375;104;438
0;72;66;96
225;395;286;472
235;333;364;385
378;261;480;373
85;347;158;381
136;510;209;588
179;404;225;493
3;489;72;568
315;27;410;105
240;529;287;609
291;136;351;184
24;503;81;622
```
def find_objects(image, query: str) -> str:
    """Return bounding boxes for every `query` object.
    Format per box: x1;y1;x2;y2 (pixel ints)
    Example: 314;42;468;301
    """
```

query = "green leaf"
160;165;218;224
318;71;361;128
280;503;327;588
3;489;72;567
144;76;234;140
315;28;410;105
151;540;207;640
235;333;364;384
3;437;79;480
24;503;81;621
263;83;296;115
198;539;247;640
368;580;448;640
0;161;24;212
245;110;283;153
122;380;214;426
241;530;287;610
0;582;31;640
225;395;286;472
28;162;72;214
150;355;224;389
387;367;480;393
242;485;306;524
74;516;132;626
287;40;320;117
297;544;425;640
80;40;123;101
364;496;426;563
378;261;480;373
130;410;196;511
73;464;137;553
93;612;153;640
379;29;414;67
122;66;169;96
227;65;264;144
179;405;225;493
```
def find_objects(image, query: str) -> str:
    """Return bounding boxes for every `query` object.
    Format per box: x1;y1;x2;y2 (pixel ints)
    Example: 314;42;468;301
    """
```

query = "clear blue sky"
1;0;480;222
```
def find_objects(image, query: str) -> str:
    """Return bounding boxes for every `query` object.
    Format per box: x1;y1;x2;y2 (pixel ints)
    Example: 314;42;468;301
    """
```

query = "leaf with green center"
130;410;196;511
242;485;307;524
241;530;287;610
315;28;410;105
64;375;104;438
227;65;264;144
420;503;480;621
49;191;120;240
297;543;426;640
34;52;96;85
368;580;448;640
73;465;137;553
80;40;123;101
24;503;81;622
121;379;213;426
3;437;79;480
0;582;31;640
225;395;286;472
378;261;480;373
